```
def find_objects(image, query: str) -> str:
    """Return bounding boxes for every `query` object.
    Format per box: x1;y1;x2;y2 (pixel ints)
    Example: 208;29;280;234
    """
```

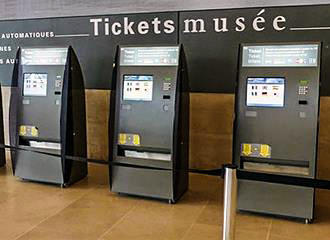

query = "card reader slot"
163;95;171;99
299;100;308;105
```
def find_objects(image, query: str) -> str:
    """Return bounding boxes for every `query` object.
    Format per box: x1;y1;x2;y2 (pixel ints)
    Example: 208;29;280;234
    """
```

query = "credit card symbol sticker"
19;125;39;137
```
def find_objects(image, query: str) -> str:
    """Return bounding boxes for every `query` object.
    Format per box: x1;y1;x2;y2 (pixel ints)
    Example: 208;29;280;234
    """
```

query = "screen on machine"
246;77;285;107
123;75;153;101
23;73;48;97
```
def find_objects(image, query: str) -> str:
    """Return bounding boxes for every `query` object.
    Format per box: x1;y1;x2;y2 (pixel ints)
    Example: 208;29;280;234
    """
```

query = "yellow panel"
133;134;140;146
260;144;271;158
119;133;126;145
19;126;26;136
242;143;252;156
31;127;39;137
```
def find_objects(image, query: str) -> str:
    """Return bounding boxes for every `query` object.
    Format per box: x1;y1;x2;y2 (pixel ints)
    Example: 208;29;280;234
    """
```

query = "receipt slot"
109;45;189;203
233;43;321;221
10;47;87;187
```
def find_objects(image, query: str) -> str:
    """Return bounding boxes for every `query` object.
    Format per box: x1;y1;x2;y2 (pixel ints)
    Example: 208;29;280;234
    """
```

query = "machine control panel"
163;77;172;91
298;80;309;95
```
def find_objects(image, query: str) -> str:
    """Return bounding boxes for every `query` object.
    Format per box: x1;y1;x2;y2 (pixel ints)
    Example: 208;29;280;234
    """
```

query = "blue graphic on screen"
124;75;153;81
123;75;154;101
246;77;285;107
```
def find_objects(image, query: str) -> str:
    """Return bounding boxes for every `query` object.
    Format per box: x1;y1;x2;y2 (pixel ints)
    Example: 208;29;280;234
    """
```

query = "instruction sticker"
118;133;140;146
19;125;39;137
241;143;271;158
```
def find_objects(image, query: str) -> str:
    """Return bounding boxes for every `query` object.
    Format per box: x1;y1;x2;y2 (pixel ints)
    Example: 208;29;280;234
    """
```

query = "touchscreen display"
246;77;285;107
123;75;153;101
23;73;48;97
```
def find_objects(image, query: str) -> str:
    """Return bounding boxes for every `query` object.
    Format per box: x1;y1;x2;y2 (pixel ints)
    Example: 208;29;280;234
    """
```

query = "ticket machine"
233;42;321;222
109;45;189;203
0;85;5;168
10;46;87;187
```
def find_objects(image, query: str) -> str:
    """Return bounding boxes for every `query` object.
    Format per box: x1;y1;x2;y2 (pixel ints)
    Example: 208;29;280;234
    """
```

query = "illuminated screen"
123;75;153;101
21;48;68;65
23;73;48;96
246;78;285;107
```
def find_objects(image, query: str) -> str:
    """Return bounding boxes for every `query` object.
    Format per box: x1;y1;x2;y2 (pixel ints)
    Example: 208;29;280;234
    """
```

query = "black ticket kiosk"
10;46;87;187
109;45;189;203
0;85;5;168
233;42;321;222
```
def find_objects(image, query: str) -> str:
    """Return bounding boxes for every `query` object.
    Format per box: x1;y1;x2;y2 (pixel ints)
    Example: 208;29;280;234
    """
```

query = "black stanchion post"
223;165;238;240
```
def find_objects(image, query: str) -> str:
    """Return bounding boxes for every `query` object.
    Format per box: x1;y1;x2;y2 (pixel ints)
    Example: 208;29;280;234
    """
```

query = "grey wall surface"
0;0;330;20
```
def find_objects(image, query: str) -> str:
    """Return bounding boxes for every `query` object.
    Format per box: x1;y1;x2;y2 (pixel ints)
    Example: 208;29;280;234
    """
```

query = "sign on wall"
0;5;330;95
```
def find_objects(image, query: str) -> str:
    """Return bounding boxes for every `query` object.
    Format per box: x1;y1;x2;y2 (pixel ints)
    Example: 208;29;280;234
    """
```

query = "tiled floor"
0;163;330;240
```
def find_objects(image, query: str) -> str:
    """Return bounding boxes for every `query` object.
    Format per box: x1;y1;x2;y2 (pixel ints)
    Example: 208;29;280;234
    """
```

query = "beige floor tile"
269;206;330;240
183;223;268;240
16;188;138;240
99;176;214;240
182;223;221;240
268;234;296;240
235;229;268;240
0;164;329;240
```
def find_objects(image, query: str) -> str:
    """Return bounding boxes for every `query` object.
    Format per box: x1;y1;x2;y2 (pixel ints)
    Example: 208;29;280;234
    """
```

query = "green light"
299;80;309;86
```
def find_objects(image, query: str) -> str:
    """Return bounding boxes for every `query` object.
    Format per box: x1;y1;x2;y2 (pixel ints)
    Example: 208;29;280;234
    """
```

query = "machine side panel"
0;86;5;167
64;48;88;185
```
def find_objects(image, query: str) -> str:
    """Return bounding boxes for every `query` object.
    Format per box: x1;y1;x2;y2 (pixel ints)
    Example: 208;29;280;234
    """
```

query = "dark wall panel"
1;5;330;95
0;0;330;20
0;12;178;89
180;5;330;95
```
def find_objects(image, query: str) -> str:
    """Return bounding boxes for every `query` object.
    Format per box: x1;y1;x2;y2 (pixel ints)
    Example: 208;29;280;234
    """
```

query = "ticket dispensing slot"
123;150;171;161
117;144;171;162
241;157;310;176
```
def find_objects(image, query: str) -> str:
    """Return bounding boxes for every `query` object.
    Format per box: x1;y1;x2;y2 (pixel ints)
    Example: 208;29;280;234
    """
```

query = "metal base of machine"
111;165;187;203
115;191;177;205
237;180;314;220
237;209;314;224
